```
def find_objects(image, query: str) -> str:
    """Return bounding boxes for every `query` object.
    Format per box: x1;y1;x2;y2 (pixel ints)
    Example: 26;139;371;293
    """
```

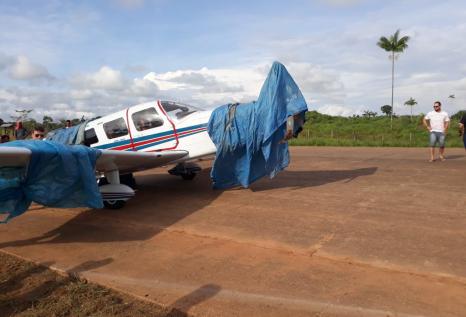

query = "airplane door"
127;103;178;151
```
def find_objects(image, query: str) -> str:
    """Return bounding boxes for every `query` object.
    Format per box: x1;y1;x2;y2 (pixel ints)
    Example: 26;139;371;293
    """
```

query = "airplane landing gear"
98;170;135;209
98;173;136;189
168;163;201;180
103;200;126;209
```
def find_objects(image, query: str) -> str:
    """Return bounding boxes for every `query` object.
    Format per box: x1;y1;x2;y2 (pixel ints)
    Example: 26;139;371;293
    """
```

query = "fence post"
409;132;412;145
381;135;384;146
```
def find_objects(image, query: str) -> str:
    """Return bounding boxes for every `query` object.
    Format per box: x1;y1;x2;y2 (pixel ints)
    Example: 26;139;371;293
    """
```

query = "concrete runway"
1;147;465;316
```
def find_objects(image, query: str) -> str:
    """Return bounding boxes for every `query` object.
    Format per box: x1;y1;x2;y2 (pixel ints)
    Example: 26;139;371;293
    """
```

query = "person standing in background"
14;121;28;140
0;135;10;143
459;112;466;151
423;101;450;162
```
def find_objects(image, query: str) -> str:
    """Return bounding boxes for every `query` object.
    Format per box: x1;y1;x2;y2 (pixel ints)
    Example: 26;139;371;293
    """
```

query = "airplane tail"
207;61;308;189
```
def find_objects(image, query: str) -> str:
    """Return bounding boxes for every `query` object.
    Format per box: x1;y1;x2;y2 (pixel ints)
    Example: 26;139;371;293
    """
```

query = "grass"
0;252;188;317
289;111;465;147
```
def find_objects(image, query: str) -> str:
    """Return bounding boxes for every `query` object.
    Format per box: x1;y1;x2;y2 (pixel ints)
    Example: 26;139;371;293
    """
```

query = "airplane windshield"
160;101;201;120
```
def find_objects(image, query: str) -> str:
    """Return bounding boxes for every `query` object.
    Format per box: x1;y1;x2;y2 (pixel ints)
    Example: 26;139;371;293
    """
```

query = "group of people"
423;101;466;162
0;120;73;143
8;122;45;142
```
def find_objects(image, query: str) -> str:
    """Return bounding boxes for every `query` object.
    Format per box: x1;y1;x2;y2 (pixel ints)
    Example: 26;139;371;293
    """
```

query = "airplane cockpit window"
103;118;128;139
160;101;201;120
132;108;164;131
84;128;99;146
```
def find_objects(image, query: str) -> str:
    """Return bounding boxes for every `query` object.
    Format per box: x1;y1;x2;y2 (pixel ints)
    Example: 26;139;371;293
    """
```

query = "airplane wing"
96;149;188;173
0;146;31;167
0;146;188;174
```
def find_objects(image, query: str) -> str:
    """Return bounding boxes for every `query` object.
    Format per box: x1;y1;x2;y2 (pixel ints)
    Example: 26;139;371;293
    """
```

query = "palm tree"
377;30;410;129
404;97;417;122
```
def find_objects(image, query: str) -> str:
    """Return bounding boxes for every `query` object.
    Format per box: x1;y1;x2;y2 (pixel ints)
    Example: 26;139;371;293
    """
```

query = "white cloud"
144;66;263;106
129;77;159;97
318;105;360;116
0;89;17;103
70;89;95;100
5;55;53;82
71;66;126;90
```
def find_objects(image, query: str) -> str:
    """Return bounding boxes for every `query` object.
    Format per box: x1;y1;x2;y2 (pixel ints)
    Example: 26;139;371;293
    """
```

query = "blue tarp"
0;140;103;223
207;62;308;189
46;124;83;144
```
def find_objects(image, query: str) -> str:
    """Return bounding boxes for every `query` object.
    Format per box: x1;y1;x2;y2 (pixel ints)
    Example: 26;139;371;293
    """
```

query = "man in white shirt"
423;101;450;162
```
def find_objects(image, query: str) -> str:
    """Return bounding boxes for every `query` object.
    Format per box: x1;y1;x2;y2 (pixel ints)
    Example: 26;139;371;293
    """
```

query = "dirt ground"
0;147;465;316
0;251;188;316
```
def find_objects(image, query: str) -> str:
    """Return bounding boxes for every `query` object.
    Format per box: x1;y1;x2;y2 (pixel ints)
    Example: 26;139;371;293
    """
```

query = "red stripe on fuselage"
108;127;207;151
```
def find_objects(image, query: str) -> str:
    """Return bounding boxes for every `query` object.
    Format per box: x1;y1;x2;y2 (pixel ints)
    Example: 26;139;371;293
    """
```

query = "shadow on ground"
67;258;114;275
446;154;465;160
168;284;221;316
0;169;219;247
250;167;378;191
0;167;376;248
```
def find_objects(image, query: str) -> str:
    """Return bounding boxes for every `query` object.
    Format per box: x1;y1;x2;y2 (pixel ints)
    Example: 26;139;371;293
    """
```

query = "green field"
290;111;465;147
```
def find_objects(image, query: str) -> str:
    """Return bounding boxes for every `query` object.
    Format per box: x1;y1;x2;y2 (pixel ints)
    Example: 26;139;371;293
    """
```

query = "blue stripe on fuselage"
133;128;206;151
94;124;207;150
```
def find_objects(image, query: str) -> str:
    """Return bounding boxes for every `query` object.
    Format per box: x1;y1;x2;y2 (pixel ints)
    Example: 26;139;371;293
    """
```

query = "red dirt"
0;147;465;316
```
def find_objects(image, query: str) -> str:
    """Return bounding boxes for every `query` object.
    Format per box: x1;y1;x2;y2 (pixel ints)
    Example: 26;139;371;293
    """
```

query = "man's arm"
423;117;431;131
444;120;450;133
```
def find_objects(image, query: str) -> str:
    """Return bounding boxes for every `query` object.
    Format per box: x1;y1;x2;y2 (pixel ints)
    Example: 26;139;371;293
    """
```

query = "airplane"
1;100;218;210
0;62;308;218
84;100;218;208
2;98;305;209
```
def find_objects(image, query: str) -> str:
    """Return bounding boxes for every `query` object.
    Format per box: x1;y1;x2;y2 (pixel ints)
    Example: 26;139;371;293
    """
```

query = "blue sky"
1;0;465;120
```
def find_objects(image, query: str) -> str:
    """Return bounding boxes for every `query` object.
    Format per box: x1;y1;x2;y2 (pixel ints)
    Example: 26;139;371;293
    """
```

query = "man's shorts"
429;131;446;148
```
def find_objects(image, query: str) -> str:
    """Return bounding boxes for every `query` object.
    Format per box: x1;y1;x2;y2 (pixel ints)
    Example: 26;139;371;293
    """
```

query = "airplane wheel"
181;173;196;180
103;200;126;209
98;173;136;189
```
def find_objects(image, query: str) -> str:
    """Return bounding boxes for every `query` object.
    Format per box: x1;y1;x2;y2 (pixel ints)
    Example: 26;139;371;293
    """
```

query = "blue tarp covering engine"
207;61;308;189
0;141;103;223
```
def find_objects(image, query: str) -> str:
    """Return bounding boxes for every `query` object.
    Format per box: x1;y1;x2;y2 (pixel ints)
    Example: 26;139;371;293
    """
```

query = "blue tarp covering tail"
207;61;308;189
0;141;103;223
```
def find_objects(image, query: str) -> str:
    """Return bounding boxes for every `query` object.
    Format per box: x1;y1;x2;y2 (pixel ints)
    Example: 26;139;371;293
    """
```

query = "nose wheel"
168;163;201;180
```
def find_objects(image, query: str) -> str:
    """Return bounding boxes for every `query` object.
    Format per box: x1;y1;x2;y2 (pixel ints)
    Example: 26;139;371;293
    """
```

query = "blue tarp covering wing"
207;62;308;189
0;141;103;223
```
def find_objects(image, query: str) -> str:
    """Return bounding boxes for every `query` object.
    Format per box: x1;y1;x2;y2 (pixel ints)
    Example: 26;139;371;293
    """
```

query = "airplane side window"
84;128;99;146
131;108;164;131
103;118;128;139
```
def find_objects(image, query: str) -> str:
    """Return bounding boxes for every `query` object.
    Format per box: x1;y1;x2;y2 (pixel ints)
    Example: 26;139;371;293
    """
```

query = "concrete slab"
1;147;465;316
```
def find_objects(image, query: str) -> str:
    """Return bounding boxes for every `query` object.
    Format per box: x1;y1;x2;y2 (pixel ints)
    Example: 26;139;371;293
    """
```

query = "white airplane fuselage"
85;100;217;161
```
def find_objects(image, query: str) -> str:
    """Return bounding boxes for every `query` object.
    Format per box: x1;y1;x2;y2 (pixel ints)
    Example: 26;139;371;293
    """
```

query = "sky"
1;0;466;121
